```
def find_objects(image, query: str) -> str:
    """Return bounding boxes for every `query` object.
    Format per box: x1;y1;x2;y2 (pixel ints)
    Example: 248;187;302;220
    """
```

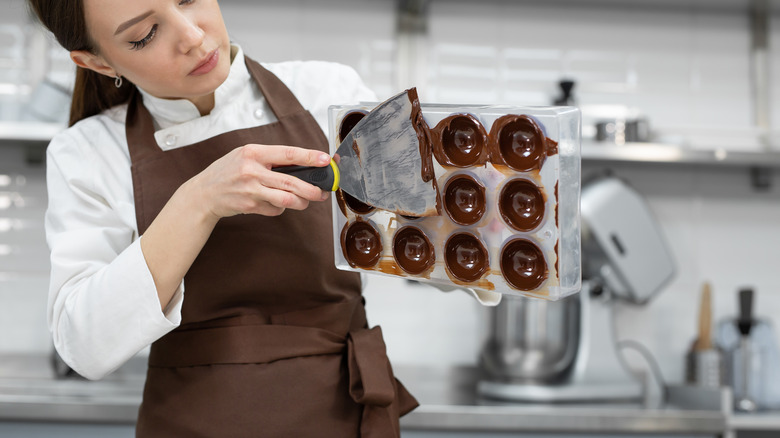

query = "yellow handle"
330;158;340;192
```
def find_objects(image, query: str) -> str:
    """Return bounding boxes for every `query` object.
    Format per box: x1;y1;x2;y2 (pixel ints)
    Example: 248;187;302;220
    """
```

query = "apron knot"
347;326;395;407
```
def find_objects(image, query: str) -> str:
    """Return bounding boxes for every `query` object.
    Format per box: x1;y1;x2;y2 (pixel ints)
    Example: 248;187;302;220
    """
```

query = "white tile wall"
1;0;780;391
220;0;398;99
425;1;763;149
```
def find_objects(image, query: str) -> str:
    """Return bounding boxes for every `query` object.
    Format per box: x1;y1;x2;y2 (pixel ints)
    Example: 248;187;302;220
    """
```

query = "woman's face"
78;0;231;101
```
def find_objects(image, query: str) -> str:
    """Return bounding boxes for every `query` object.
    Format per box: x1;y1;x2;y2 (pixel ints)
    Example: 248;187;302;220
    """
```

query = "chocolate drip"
406;88;441;214
407;88;435;183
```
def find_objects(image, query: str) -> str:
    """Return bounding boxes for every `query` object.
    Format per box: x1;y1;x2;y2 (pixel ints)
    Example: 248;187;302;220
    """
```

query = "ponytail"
70;67;136;126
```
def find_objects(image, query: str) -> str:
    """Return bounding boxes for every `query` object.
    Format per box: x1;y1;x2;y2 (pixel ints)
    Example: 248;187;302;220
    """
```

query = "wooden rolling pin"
694;282;713;351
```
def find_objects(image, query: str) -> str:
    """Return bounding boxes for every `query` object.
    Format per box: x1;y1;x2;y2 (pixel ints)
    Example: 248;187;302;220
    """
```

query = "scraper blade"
335;88;440;217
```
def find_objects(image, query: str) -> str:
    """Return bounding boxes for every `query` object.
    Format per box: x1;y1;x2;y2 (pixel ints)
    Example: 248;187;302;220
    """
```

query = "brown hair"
27;0;136;126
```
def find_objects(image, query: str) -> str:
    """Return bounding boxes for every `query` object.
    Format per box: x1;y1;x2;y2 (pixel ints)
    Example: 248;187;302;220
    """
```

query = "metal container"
480;293;580;383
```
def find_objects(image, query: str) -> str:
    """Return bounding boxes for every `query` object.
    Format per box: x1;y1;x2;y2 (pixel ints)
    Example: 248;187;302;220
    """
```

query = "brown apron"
128;57;418;438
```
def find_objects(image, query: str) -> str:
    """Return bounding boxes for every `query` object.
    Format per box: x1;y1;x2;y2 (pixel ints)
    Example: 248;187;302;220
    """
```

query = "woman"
30;0;418;436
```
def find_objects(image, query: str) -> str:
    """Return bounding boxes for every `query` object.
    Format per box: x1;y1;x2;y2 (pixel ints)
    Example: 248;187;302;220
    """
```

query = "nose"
173;12;205;54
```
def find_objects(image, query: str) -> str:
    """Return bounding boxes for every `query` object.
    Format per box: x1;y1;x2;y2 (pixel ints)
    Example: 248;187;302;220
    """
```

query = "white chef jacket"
44;45;377;380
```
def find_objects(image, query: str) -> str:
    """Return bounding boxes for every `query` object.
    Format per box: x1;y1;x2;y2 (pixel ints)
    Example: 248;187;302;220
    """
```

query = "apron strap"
244;57;308;121
125;89;159;164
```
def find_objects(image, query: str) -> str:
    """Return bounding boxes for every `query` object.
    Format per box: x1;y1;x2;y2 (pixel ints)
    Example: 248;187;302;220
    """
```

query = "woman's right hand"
188;143;332;220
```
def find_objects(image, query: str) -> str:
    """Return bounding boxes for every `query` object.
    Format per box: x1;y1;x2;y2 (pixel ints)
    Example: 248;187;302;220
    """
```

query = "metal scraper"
274;88;440;217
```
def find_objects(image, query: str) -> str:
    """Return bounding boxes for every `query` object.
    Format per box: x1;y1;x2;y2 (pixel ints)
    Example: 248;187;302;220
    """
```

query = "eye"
179;0;194;4
129;24;158;50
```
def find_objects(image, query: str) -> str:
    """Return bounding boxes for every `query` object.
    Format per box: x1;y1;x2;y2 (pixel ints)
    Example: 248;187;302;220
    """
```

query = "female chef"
29;0;418;436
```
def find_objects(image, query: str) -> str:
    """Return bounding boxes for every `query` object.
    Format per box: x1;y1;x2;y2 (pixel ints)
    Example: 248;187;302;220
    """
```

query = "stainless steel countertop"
0;354;731;433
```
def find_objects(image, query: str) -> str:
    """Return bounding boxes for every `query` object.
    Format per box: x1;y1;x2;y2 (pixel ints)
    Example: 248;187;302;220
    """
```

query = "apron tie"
347;326;395;406
347;326;409;438
146;301;418;437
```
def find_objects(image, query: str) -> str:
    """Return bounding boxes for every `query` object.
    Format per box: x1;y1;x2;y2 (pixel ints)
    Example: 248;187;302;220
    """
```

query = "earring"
115;75;123;88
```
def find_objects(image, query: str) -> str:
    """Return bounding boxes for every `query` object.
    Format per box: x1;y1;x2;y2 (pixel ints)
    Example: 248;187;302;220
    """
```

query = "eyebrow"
114;10;154;36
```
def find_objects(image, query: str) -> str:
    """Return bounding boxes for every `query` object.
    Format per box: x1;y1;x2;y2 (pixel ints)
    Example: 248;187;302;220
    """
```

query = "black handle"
738;287;754;336
272;159;339;192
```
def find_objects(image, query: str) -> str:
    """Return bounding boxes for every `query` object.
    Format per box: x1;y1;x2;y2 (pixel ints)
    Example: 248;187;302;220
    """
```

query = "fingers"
263;169;326;202
244;144;331;169
204;145;332;218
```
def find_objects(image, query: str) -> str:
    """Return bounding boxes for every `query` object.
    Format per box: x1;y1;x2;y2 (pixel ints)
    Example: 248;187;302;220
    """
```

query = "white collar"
137;44;250;129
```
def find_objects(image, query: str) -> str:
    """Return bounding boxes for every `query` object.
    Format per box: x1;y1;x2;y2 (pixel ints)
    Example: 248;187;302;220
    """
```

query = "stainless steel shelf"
0;121;65;144
730;412;780;430
582;142;780;169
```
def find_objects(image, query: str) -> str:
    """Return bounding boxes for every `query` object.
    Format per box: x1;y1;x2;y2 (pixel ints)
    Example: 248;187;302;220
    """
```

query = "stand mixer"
478;176;676;402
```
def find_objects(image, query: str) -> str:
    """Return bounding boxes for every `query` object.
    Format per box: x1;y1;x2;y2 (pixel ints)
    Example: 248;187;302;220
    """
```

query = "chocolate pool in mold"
338;110;367;144
500;239;548;291
336;110;375;216
341;220;383;268
443;174;486;226
489;114;547;171
445;232;489;283
392;226;435;275
433;113;488;167
499;179;545;232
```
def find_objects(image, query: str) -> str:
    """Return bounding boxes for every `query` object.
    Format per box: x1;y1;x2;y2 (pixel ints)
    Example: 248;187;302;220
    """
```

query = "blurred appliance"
478;176;675;402
595;118;650;144
717;288;780;411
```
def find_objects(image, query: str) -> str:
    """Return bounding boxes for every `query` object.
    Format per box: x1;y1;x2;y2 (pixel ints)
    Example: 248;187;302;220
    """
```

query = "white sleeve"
45;132;183;380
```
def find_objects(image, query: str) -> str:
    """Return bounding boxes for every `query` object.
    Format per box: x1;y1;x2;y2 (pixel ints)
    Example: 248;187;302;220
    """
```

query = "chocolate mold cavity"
501;239;547;290
337;190;375;215
433;114;488;167
489;114;546;171
443;174;486;226
445;232;489;282
392;226;435;275
338;110;367;143
336;111;374;217
341;221;382;268
499;179;545;232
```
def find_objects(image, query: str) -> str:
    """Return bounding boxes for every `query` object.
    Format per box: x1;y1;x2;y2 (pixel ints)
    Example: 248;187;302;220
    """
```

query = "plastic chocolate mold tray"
328;104;581;300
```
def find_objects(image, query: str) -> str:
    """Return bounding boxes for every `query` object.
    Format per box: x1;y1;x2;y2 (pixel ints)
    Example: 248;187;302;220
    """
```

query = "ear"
70;50;117;78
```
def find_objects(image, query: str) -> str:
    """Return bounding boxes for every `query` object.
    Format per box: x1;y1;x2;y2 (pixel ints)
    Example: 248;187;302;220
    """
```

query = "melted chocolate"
488;115;547;171
407;88;442;216
445;232;489;282
335;111;371;217
339;190;375;215
341;221;382;268
443;174;486;226
338;111;367;143
407;88;435;183
547;138;559;156
499;179;545;232
501;239;547;290
433;114;487;167
393;226;435;275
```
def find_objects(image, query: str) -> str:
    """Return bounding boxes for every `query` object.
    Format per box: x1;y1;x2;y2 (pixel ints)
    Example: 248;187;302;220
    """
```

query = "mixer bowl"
480;294;580;384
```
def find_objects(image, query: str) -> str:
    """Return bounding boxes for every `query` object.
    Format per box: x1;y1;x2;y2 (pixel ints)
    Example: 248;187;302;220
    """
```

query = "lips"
189;49;219;76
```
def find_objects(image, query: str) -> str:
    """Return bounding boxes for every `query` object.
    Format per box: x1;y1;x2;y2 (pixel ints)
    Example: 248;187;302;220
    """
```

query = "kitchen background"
1;0;780;434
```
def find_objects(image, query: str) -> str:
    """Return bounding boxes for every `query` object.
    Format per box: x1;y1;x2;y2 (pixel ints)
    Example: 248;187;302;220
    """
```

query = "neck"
188;93;216;116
